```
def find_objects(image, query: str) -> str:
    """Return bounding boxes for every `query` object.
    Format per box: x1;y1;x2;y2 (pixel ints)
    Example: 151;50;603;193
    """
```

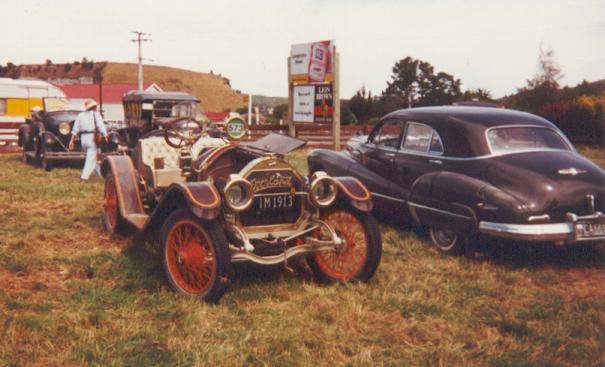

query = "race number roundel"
226;117;247;140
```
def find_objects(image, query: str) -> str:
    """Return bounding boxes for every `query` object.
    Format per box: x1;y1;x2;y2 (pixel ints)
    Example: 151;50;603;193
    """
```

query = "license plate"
575;220;605;239
256;193;294;211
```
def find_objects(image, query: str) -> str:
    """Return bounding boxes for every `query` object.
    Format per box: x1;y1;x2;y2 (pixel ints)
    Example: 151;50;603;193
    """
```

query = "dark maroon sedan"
309;106;605;255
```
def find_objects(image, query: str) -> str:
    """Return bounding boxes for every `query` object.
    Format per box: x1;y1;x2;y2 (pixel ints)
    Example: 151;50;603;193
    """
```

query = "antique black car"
18;98;123;171
101;118;382;303
120;90;201;147
309;106;605;255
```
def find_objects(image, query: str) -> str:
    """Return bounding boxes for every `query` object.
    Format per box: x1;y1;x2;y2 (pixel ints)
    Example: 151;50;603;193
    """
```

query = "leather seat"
136;137;185;188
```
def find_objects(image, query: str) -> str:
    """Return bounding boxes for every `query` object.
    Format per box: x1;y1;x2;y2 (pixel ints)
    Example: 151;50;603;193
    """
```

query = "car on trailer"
309;106;605;255
101;117;382;302
18;98;123;171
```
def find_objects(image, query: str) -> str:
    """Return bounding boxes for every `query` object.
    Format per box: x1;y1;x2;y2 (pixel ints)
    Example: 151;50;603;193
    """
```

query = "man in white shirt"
68;99;108;181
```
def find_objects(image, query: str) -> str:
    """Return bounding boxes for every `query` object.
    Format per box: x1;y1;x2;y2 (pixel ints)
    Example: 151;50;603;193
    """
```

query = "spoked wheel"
429;226;465;255
103;174;126;234
161;209;230;303
308;208;382;283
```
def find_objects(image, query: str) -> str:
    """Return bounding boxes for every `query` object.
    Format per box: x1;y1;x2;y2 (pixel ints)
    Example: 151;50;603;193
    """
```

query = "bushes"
537;94;605;146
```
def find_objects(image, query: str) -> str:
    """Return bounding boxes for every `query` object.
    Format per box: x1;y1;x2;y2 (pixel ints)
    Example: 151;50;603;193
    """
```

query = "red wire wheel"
103;175;125;234
161;209;230;302
165;220;216;294
308;208;382;283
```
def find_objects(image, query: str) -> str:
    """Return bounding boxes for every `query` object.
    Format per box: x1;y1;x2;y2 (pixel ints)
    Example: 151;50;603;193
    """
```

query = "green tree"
348;86;375;123
383;56;461;107
272;104;288;120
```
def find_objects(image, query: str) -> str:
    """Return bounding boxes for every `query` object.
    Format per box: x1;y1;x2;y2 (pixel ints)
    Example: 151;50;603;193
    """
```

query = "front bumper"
478;212;605;244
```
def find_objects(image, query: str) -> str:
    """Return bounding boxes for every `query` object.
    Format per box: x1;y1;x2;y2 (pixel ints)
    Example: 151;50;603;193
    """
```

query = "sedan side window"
402;122;444;155
373;121;404;149
429;131;444;154
402;122;433;152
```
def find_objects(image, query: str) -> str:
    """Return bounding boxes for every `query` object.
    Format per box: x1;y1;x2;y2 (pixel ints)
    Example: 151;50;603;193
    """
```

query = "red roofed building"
57;83;162;121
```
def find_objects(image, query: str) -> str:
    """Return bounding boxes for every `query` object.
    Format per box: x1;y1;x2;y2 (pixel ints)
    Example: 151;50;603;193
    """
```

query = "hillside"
0;61;245;112
102;63;245;112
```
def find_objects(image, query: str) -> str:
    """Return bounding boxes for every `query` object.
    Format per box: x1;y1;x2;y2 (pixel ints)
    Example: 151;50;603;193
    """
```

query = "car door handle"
429;159;442;165
385;152;396;157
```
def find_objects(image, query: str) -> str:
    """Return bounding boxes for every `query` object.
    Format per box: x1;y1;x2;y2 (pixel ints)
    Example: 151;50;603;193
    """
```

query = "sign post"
288;40;340;150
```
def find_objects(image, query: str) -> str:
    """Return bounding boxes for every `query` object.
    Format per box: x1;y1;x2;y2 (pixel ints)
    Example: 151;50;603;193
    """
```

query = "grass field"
0;149;604;366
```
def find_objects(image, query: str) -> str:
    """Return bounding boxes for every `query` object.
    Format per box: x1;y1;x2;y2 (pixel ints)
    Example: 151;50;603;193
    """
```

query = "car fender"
101;155;146;218
333;176;373;212
144;182;222;232
18;123;32;147
308;149;355;177
409;171;526;229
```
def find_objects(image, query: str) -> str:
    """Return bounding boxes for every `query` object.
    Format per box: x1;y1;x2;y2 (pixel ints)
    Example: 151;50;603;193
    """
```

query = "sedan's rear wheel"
429;226;464;255
308;208;382;283
161;209;231;303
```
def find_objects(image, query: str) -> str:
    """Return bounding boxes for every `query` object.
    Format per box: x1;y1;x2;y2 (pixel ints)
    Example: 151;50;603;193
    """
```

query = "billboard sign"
292;84;333;123
290;40;335;84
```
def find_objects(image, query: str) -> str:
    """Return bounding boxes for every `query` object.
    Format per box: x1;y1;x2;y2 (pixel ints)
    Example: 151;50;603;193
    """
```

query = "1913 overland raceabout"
101;119;381;302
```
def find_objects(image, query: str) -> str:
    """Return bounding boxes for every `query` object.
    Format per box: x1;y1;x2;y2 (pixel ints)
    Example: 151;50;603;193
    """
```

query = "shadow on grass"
479;240;605;269
381;215;605;270
119;235;315;296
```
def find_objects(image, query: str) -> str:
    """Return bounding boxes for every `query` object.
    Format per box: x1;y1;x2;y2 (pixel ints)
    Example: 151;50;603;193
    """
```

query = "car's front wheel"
161;209;231;303
308;208;382;283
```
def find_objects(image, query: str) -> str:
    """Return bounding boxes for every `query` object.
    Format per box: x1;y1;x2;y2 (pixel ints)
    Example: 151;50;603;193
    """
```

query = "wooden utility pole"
332;53;340;151
287;57;295;137
131;31;151;91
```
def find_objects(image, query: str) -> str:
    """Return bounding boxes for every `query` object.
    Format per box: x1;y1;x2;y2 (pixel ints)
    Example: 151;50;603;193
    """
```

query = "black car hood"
485;150;605;219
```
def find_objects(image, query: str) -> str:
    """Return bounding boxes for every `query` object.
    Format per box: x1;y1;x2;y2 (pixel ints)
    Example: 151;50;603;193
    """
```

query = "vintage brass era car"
101;119;382;302
18;98;123;170
120;90;202;147
309;106;605;255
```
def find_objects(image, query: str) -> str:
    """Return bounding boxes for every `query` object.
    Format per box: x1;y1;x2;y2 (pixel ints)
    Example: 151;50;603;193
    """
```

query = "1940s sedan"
101;119;381;302
309;106;605;255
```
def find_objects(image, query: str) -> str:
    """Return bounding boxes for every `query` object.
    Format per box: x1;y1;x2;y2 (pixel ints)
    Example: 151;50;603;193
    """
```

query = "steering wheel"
163;117;204;148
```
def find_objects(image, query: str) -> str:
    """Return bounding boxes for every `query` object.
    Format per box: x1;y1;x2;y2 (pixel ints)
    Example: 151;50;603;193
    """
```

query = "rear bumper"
479;212;605;244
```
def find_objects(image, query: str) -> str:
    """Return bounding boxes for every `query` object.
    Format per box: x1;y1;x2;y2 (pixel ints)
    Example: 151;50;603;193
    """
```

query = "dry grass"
103;62;245;112
0;150;604;366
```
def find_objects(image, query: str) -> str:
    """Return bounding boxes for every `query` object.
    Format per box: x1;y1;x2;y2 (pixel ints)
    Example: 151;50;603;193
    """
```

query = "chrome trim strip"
371;192;407;203
408;202;473;220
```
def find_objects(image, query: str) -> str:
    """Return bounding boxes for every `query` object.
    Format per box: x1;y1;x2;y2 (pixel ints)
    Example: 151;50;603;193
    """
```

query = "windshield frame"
485;124;574;155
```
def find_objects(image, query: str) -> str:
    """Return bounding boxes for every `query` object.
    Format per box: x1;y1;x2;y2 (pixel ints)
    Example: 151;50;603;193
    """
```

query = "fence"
246;124;373;149
0;119;23;153
0;121;373;153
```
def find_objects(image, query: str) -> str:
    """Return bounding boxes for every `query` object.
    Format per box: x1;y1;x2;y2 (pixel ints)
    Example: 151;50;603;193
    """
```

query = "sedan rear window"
487;126;571;153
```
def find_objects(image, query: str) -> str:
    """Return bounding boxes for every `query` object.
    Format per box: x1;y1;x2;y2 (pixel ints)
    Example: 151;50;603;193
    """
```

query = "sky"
1;0;603;99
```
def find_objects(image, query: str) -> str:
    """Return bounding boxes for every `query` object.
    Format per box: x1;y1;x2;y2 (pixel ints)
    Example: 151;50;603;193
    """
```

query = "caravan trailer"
0;78;65;151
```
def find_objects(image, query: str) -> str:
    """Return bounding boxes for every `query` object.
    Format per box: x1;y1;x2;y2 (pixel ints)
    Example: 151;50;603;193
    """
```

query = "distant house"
58;83;162;121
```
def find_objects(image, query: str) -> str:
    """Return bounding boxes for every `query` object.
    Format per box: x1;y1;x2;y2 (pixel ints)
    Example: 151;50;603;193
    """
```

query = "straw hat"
85;99;98;110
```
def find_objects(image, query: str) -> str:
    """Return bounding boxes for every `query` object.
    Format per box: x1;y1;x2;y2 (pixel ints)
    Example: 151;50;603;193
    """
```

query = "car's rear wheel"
161;209;231;303
103;174;126;234
429;225;466;255
308;208;382;283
